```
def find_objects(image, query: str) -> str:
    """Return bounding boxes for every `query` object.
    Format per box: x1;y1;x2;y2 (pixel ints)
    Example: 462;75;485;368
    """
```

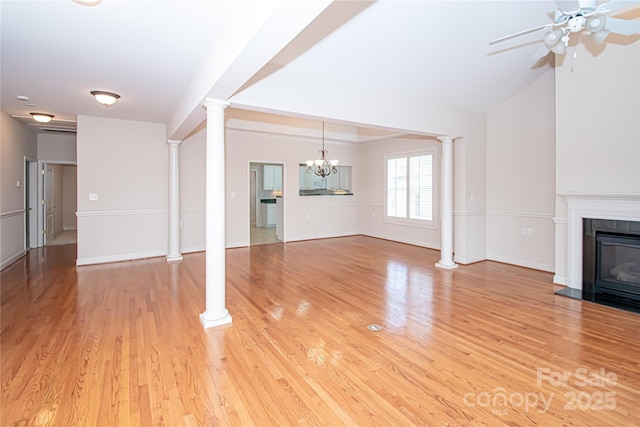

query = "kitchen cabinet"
263;165;282;190
266;204;277;227
298;164;352;194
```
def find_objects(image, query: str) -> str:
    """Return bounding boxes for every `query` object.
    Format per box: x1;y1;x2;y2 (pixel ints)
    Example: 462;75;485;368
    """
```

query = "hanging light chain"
306;121;338;178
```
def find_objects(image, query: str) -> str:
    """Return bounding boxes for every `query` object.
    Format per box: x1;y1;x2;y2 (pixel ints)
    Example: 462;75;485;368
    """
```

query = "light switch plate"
89;193;98;201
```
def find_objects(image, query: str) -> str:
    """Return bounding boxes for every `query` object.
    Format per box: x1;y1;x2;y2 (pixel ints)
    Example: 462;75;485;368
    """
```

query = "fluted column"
200;99;232;329
167;139;183;262
436;136;458;270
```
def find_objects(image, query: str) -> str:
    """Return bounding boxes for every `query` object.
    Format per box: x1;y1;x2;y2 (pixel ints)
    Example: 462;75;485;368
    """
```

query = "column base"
200;310;232;329
166;254;183;262
435;261;459;270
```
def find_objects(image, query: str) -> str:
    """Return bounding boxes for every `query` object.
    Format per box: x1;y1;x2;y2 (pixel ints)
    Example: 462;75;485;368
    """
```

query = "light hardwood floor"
1;237;639;426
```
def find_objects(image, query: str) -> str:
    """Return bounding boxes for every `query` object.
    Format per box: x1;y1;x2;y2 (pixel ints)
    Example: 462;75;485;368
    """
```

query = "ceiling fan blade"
578;0;597;9
597;0;637;14
532;44;551;61
489;23;554;44
606;17;640;36
555;0;581;12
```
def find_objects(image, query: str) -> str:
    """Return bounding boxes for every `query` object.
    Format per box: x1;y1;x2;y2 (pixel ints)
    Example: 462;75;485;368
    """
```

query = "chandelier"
305;122;338;178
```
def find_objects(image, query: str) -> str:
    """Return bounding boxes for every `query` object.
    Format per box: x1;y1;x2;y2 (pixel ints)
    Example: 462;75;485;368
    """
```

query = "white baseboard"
63;226;77;231
553;274;567;285
454;254;486;265
1;250;26;271
487;254;554;273
181;246;206;254
77;249;167;266
286;232;358;243
361;231;439;251
226;241;248;249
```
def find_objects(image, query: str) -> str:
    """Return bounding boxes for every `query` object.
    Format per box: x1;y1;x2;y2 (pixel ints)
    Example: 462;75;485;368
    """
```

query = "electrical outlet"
527;228;534;236
89;193;98;201
521;228;527;235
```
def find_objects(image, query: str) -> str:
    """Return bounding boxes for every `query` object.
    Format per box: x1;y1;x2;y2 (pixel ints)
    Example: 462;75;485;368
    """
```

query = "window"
386;152;434;224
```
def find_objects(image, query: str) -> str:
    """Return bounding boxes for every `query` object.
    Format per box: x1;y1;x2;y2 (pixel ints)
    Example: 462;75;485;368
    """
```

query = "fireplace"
557;196;640;313
582;218;640;312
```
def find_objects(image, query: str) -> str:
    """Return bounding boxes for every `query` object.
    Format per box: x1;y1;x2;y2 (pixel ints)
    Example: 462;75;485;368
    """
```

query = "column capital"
167;139;182;146
437;135;456;144
203;98;230;111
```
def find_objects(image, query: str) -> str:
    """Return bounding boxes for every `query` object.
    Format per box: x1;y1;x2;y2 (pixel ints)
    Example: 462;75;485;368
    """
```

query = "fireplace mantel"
563;194;640;290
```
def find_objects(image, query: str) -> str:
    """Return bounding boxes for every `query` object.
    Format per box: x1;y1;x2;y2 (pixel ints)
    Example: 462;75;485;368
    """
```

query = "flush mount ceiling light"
90;91;120;106
305;121;339;178
30;113;55;123
73;0;102;6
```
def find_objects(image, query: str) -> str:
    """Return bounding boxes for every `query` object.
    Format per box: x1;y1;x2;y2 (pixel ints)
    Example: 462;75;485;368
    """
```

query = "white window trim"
384;148;438;229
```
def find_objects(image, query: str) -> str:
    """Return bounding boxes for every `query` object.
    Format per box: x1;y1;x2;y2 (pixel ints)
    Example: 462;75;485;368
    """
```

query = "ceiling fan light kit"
490;0;639;60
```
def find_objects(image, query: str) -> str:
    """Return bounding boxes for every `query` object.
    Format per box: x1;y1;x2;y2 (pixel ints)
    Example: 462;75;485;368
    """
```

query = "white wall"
179;112;366;249
76;116;168;265
454;133;488;265
0;112;37;269
486;70;556;272
180;130;206;253
62;165;77;230
38;133;76;162
359;136;442;249
556;42;639;196
554;38;640;283
225;125;362;246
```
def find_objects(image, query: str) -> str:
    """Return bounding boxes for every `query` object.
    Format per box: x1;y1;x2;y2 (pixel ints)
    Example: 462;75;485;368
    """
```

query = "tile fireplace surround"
564;195;640;291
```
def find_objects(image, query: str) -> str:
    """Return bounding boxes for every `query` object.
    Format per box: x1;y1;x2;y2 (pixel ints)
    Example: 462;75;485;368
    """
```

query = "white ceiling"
1;0;637;137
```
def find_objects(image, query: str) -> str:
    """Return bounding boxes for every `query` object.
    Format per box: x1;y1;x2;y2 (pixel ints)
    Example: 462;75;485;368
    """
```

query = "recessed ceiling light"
90;90;120;106
30;113;55;123
16;95;29;101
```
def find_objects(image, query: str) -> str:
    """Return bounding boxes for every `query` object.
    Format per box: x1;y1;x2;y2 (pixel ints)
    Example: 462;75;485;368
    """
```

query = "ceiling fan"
490;0;640;60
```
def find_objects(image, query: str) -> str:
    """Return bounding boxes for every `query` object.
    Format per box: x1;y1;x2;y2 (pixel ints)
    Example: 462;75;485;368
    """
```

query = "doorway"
41;162;77;247
249;162;283;246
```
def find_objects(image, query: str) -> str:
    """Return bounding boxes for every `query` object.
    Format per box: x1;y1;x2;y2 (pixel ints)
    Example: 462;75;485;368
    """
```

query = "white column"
200;99;232;329
436;136;458;270
167;139;183;262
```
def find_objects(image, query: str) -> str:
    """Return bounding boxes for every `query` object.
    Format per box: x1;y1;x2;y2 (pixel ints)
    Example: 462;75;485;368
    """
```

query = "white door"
27;160;39;249
44;165;54;245
250;170;256;222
